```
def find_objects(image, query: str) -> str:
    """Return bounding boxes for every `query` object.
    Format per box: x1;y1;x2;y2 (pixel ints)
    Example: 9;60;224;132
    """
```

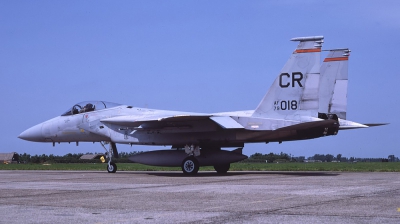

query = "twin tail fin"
252;36;324;118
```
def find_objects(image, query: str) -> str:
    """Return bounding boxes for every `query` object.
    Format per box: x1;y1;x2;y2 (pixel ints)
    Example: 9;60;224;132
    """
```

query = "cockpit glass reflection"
61;101;121;116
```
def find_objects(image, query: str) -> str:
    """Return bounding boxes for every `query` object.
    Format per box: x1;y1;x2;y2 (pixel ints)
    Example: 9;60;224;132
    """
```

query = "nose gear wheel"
107;162;117;173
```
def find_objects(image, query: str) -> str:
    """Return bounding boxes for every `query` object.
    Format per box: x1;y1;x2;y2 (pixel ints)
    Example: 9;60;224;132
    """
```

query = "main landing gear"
181;157;231;175
181;145;200;175
100;141;119;173
180;145;232;175
181;156;199;175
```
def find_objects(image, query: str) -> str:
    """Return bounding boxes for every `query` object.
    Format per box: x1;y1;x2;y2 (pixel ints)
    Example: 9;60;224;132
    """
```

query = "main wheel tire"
214;163;230;174
107;162;117;173
181;156;199;175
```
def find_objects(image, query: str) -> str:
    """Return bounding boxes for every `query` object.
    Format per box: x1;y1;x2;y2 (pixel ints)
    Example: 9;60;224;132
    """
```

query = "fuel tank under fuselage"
129;149;248;167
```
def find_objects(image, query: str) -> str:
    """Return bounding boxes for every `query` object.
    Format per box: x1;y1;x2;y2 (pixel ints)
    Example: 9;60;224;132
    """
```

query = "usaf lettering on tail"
19;36;387;175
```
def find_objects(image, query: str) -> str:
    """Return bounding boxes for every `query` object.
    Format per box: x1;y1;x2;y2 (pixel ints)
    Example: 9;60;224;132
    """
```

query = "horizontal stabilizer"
363;123;389;127
338;120;388;130
338;119;368;130
210;116;244;129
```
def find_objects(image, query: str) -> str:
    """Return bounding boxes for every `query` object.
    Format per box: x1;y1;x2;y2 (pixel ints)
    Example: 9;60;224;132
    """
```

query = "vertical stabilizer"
252;36;324;118
319;49;350;119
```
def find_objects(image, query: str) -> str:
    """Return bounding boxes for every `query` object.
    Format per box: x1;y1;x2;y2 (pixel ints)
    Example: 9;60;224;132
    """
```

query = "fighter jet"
19;36;385;175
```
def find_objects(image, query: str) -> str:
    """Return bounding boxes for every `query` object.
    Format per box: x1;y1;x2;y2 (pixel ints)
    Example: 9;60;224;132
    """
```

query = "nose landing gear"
100;141;118;173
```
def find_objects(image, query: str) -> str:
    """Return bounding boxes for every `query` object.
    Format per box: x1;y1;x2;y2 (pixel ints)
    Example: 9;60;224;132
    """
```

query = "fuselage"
19;100;343;149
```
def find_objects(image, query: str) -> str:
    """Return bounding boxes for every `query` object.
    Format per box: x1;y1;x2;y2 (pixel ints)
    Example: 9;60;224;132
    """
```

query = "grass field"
1;162;399;172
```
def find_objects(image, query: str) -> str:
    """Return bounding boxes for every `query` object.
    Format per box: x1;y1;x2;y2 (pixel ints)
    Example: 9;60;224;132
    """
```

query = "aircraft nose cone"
18;123;44;142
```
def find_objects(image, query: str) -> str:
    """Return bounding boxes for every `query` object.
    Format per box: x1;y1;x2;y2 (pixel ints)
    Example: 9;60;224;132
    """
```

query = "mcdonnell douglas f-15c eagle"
19;36;385;175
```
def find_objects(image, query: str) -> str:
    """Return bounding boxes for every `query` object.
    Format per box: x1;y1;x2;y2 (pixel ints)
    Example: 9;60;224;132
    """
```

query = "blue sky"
1;0;399;158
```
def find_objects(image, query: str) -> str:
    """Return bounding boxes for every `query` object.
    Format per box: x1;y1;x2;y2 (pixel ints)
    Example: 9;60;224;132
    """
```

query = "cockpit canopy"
61;101;122;116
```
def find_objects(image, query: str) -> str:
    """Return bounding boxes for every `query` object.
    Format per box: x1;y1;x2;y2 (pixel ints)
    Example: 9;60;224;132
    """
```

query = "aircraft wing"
101;115;244;129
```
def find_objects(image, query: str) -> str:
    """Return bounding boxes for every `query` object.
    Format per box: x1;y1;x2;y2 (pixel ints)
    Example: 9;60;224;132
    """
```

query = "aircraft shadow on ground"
135;171;341;178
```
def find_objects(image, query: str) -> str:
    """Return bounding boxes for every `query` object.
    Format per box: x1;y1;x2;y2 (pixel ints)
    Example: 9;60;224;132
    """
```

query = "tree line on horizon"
247;152;399;163
14;151;399;164
17;152;141;164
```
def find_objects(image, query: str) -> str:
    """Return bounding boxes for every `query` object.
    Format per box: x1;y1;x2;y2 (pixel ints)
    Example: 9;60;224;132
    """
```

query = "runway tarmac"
0;170;399;223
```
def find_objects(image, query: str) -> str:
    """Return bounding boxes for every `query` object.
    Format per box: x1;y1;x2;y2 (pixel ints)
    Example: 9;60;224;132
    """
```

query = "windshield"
61;101;122;116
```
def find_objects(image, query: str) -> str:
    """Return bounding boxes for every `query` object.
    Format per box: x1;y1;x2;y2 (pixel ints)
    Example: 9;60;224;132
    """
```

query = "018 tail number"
274;100;298;110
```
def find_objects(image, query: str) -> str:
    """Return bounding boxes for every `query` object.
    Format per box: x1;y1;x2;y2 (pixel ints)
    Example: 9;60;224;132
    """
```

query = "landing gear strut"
100;141;118;173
